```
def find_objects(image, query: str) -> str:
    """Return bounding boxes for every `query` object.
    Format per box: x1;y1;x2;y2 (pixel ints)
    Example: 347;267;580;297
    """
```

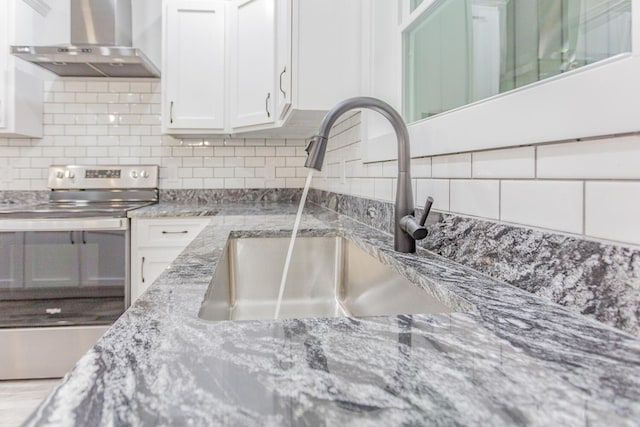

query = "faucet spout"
305;97;427;253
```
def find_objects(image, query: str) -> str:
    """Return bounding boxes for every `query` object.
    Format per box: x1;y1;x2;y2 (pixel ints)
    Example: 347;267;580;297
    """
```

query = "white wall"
0;78;307;190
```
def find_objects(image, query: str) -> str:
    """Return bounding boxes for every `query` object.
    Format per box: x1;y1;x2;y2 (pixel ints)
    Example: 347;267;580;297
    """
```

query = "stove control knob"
65;170;75;179
56;171;64;179
130;171;139;179
140;170;149;178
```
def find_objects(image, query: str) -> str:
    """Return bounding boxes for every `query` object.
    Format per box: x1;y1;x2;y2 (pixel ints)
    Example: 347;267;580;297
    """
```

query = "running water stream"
274;169;314;319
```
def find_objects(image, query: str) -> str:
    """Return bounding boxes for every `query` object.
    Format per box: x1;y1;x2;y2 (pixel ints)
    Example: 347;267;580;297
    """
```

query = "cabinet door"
130;217;210;303
164;0;226;130
131;248;184;303
274;0;292;120
229;0;276;128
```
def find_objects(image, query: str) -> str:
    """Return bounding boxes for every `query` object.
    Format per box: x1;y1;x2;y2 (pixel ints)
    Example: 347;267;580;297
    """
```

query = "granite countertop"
25;202;640;426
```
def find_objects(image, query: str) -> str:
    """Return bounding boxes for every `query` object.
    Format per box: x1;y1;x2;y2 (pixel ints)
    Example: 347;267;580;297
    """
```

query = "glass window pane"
404;0;632;123
410;0;425;13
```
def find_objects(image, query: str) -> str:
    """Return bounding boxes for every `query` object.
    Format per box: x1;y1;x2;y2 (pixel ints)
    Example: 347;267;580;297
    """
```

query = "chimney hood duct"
11;0;160;78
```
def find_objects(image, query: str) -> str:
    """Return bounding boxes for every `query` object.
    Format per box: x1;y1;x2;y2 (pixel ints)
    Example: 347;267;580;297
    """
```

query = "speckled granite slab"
160;188;302;204
24;204;640;426
308;189;640;338
0;191;49;208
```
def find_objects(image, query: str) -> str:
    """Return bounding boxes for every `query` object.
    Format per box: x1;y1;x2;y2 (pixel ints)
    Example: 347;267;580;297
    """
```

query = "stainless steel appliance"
11;0;160;78
0;164;158;379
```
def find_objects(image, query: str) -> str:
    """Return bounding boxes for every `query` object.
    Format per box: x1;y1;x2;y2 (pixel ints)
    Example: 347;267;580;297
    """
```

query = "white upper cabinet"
229;0;276;129
274;0;291;121
162;0;363;138
162;0;226;132
0;0;44;138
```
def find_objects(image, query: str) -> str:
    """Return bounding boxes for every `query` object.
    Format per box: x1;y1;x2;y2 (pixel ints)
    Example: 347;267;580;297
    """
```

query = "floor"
0;379;60;426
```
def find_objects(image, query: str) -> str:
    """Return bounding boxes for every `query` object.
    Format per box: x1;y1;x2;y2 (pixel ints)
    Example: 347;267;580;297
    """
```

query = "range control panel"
48;165;159;189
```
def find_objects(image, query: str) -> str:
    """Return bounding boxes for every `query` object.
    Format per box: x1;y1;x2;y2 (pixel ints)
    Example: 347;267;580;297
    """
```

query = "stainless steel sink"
198;236;453;321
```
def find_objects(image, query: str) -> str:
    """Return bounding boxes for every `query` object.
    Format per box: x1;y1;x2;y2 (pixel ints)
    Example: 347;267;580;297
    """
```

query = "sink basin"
198;236;453;321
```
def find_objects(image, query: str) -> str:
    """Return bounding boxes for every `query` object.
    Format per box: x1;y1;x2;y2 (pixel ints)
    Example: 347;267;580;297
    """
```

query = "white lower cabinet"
130;217;210;303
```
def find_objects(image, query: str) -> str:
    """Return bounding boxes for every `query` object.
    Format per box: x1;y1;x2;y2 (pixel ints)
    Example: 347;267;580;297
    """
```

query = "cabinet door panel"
275;0;292;120
164;0;226;130
230;0;276;128
131;248;183;302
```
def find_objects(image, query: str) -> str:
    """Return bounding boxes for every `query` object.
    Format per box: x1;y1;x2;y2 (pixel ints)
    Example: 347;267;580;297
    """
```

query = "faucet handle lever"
419;196;434;227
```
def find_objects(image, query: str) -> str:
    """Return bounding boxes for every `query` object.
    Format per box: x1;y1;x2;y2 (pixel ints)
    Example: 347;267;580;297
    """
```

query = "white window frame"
365;0;640;161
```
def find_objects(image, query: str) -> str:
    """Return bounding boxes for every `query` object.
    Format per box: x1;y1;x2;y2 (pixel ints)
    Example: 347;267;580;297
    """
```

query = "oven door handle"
0;218;127;232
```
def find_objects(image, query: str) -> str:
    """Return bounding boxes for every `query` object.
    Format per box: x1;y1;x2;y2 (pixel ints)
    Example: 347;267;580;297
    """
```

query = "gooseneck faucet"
305;97;432;253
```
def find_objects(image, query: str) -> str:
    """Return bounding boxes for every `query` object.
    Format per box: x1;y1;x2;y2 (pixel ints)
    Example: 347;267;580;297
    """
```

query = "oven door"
0;218;129;328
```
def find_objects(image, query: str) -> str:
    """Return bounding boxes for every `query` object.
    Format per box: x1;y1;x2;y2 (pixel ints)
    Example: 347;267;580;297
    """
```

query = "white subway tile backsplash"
109;82;130;93
276;168;296;178
450;180;500;219
86;81;108;92
224;178;245;189
472;147;535;178
76;93;98;103
3;78;638;247
432;154;472;178
501;181;583;234
213;146;235;157
276;147;296;157
585;182;640;245
54;92;75;103
537;136;640;179
193;168;214;178
244;157;264;168
245;178;266;188
130;82;151;93
256;147;275;157
183;157;203;168
97;93;119;103
203;157;224;168
374;178;393;202
214;168;234;178
286;177;306;187
412;157;432;178
416;179;450;212
382;161;398;178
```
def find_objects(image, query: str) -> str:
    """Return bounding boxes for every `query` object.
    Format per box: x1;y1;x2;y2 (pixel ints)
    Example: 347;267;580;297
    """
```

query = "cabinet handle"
170;101;174;124
161;230;188;234
141;256;145;283
265;92;271;118
81;231;86;244
69;231;74;245
279;66;287;97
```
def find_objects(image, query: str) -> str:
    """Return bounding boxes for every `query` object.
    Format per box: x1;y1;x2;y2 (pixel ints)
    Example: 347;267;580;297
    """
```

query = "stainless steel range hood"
11;0;160;78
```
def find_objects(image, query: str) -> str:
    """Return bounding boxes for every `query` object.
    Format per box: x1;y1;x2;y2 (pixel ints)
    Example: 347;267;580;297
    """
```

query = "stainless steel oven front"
0;164;158;379
0;218;130;379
